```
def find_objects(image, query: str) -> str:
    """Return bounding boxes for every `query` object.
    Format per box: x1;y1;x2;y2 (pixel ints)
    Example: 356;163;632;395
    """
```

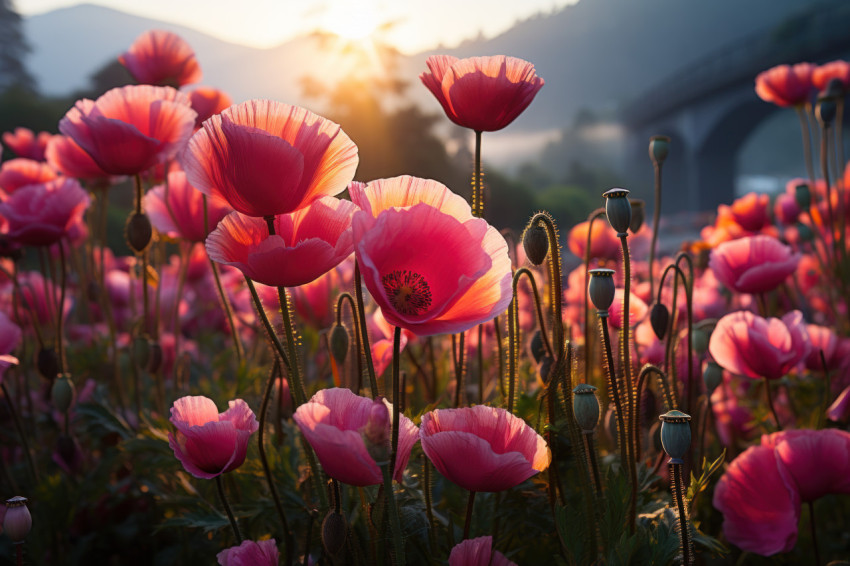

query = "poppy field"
1;30;850;566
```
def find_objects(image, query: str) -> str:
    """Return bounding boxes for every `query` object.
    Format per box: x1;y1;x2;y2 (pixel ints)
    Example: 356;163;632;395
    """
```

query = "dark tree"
0;0;35;92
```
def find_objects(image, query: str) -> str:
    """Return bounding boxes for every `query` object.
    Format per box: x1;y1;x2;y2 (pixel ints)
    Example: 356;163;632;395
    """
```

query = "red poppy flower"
755;63;814;107
119;30;202;87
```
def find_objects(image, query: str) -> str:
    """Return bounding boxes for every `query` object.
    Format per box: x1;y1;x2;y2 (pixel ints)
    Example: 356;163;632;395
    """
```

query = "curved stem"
634;364;666;462
463;490;476;540
649;162;663;300
513;268;555;359
354;262;380;398
583;209;607;380
277;286;307;406
619;234;639;533
599;317;629;475
764;377;783;431
245;276;291;373
336;293;363;392
216;475;242;543
205;196;244;365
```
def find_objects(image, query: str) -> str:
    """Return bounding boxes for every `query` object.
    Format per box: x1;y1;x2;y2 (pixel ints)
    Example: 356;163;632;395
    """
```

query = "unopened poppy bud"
126;211;153;253
691;328;709;356
794;183;811;211
330;324;349;366
147;341;163;373
629;199;645;234
649;303;670;340
361;398;390;465
522;223;549;265
529;330;545;364
51;374;75;413
659;410;691;464
825;77;845;98
816;95;837;126
133;336;150;369
649;135;670;166
703;361;723;394
602;188;632;236
86;281;100;302
572;383;600;432
588;268;616;315
796;221;814;243
538;355;553;383
321;509;348;556
37;347;59;380
3;496;32;543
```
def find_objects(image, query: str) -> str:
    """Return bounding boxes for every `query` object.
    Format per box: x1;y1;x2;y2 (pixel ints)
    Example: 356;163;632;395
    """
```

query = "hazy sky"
15;0;578;54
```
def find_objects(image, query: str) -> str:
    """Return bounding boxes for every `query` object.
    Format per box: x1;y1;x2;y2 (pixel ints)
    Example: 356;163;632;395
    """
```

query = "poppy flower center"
381;270;432;316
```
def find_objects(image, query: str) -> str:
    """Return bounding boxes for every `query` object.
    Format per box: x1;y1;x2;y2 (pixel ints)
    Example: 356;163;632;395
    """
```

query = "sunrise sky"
15;0;577;54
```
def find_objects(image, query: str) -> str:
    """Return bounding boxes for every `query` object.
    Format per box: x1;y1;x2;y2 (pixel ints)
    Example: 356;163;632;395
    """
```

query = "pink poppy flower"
183;99;358;218
713;444;800;555
353;200;511;336
1;128;51;161
59;85;196;175
189;86;233;129
119;30;202;87
0;312;21;381
708;235;801;294
144;170;232;242
607;288;648;330
44;135;111;181
206;196;356;287
0;158;58;198
349;175;472;220
774;193;800;226
764;429;850;502
419;405;550;492
292;388;419;486
567;219;621;262
290;266;342;331
217;539;278;566
827;385;850;422
708;310;809;380
0;178;90;247
420;55;544;132
729;192;771;232
812;60;850;91
167;396;258;479
803;324;841;371
755;63;814;107
448;536;516;566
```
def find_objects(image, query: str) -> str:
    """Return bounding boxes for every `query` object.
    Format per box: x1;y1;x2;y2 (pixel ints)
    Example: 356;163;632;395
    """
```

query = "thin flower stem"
380;464;405;566
336;293;363;393
216;474;242;543
354;261;380;398
422;455;437;552
477;324;484;404
619;234;639;533
599;317;629;476
453;331;466;407
808;500;821;566
472;130;483;219
493;316;505;400
672;462;692;565
56;240;68;374
764;377;783;431
583;209;607;380
820;122;837;263
0;382;38;483
463;490;476;540
797;105;816;182
277;287;307;406
391;327;401;477
649;162;663;300
245;277;291;373
584;433;603;495
634;364;666;463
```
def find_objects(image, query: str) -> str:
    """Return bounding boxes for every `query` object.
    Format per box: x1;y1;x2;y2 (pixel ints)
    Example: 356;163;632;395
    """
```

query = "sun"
321;2;381;42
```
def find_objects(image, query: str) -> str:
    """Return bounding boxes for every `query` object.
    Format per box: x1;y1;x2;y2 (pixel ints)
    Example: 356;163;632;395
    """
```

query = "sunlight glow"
321;2;381;41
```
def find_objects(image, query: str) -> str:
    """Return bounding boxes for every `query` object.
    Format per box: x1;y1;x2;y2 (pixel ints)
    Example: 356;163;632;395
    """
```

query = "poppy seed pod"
816;95;837;126
588;268;616;315
649;135;670;166
522;223;549;265
691;328;710;356
659;410;691;464
37;347;59;380
703;361;723;394
794;183;811;211
3;496;32;543
602;188;632;236
629;199;645;234
573;383;600;432
51;374;75;413
321;509;348;556
126;211;153;253
330;324;349;366
649;303;670;340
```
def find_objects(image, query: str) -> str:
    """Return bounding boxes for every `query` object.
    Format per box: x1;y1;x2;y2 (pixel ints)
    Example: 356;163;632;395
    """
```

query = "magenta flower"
0;178;91;247
420;405;550;492
292;388;419;486
189;86;233;129
1;128;51;161
708;310;809;380
183;99;358;218
167;396;258;479
709;235;801;294
119;30;202;87
420;55;544;132
206;196;357;287
217;539;279;566
0;158;58;198
448;536;516;566
44;135;111;181
144;170;232;243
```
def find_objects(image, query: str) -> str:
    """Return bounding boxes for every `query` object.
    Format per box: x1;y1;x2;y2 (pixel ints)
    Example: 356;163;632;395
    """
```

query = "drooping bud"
629;199;645;234
147;341;163;373
529;330;545;364
794;183;811;211
690;328;709;356
588;268;616;315
126;212;153;253
37;347;60;380
816;95;837;127
659;410;692;464
649;135;670;166
649;303;670;340
3;496;32;543
51;374;75;413
330;324;349;366
825;77;845;98
538;355;553;384
703;361;723;394
361;398;391;465
602;188;632;236
573;383;600;432
522;223;549;266
133;336;151;370
321;509;348;556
